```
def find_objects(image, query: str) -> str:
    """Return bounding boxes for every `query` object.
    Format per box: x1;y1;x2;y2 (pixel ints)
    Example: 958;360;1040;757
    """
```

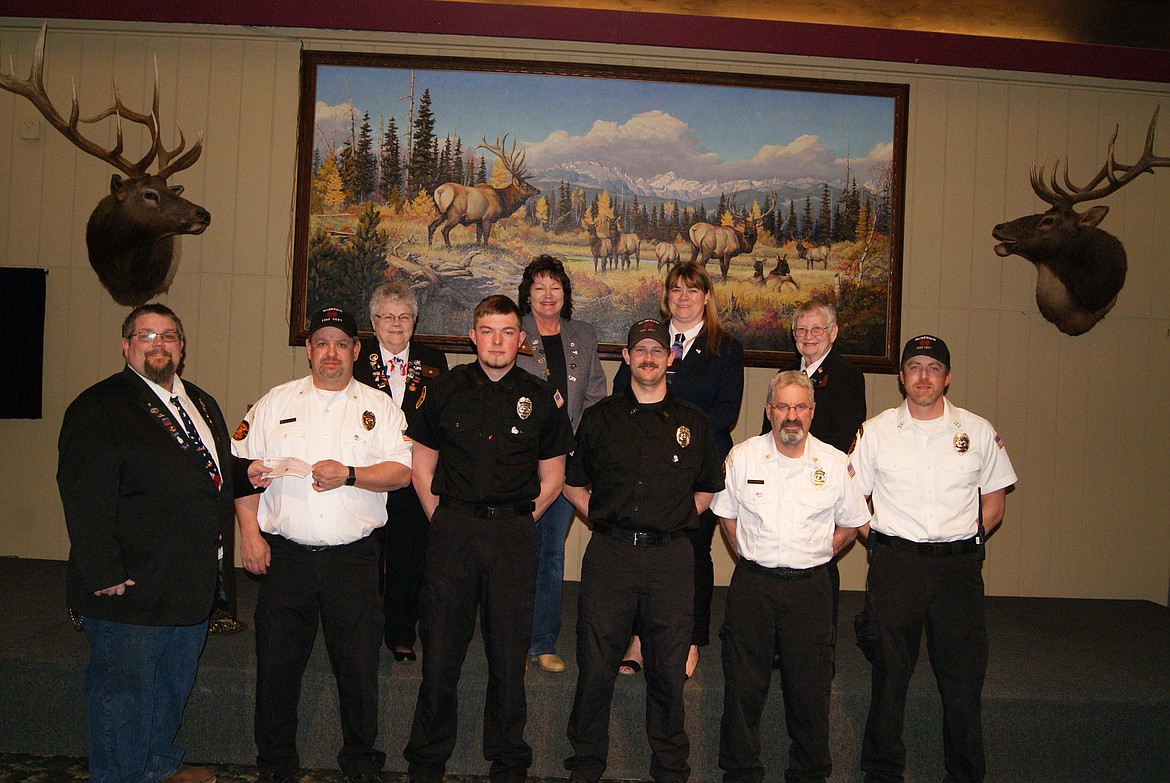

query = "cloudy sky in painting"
312;63;897;189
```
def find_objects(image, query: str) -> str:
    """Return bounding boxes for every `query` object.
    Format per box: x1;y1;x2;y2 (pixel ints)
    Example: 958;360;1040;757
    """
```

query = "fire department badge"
811;467;827;488
232;420;249;441
517;396;533;420
676;426;691;448
953;432;970;454
362;410;376;430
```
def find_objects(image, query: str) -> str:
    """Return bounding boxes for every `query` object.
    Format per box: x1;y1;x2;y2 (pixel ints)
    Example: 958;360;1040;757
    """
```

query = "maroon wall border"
4;0;1169;84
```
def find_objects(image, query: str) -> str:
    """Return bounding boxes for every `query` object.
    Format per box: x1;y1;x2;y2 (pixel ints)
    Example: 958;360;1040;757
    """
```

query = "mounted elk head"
688;190;775;280
992;107;1167;336
428;133;538;247
0;26;210;307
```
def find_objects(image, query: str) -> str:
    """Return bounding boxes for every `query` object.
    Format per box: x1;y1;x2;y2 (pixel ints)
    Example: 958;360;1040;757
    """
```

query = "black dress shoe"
346;773;384;783
392;647;417;662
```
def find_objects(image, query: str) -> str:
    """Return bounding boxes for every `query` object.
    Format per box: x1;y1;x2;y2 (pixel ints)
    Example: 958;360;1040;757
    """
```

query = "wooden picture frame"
291;51;908;371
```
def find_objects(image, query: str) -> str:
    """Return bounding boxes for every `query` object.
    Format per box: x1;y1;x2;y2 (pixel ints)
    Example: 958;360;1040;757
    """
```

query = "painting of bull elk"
291;51;908;370
0;25;210;307
993;107;1168;336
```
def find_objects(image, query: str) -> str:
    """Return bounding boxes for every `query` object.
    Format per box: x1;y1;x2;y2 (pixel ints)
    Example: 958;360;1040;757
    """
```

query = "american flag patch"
994;433;1004;449
847;462;856;478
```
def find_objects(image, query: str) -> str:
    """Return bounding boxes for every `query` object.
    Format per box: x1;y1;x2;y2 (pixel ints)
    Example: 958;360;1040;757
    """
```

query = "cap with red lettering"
308;307;358;338
627;318;671;351
900;334;950;368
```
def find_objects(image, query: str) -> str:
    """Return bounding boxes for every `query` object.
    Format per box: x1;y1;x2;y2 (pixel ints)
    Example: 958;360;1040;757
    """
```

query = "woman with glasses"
354;281;449;664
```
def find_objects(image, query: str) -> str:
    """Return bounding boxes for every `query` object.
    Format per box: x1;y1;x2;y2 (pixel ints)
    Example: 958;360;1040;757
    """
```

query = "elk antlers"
478;133;530;182
727;188;778;224
0;24;203;180
1030;106;1169;207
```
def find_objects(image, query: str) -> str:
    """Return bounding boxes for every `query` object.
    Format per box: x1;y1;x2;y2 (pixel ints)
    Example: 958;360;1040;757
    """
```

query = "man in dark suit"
58;303;261;783
764;301;866;453
352;280;448;662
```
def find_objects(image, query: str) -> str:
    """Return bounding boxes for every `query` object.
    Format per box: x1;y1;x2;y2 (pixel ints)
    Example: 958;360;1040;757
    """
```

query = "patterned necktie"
392;356;406;376
672;333;685;360
171;396;222;489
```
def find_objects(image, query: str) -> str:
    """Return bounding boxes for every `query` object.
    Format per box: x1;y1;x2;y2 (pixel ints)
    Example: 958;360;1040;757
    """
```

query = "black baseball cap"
308;307;358;338
627;318;671;351
900;334;950;368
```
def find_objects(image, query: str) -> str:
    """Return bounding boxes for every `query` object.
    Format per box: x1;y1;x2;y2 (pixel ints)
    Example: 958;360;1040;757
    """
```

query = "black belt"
740;559;825;580
439;497;535;519
268;533;363;553
593;522;686;547
873;531;977;556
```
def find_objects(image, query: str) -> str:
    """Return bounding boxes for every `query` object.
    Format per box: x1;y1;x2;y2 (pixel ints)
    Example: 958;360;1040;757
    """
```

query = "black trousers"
379;486;430;649
686;508;718;647
404;506;536;783
858;543;988;783
254;533;385;778
719;562;834;783
566;534;694;783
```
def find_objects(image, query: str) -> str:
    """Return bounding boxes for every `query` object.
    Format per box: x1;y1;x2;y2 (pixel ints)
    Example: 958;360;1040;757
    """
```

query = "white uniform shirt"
711;432;870;569
851;398;1016;542
669;322;704;361
231;376;412;546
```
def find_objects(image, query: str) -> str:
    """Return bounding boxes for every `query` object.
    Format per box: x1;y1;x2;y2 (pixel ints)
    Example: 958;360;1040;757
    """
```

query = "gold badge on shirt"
517;396;533;420
362;410;376;430
953;432;970;454
811;467;826;487
676;426;691;448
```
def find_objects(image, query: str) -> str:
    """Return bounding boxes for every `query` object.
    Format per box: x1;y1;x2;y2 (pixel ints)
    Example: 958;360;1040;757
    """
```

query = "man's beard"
143;354;176;386
778;422;806;447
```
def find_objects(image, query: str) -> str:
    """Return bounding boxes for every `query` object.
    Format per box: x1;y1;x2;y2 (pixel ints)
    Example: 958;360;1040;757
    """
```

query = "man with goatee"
59;303;260;783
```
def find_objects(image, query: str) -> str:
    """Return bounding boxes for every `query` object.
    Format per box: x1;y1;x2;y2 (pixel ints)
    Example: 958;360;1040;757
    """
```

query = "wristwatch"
345;465;356;486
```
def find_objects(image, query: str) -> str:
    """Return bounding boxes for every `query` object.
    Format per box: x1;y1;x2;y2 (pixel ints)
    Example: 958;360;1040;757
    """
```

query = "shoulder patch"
848;424;862;455
232;420;250;441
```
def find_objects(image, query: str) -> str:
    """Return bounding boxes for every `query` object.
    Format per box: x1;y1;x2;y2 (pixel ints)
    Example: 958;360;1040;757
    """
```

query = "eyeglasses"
793;325;830;337
768;402;811;414
131;330;181;343
375;312;415;324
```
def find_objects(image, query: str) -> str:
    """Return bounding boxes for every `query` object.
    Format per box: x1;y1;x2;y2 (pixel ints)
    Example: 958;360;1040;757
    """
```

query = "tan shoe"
532;653;566;672
161;765;216;783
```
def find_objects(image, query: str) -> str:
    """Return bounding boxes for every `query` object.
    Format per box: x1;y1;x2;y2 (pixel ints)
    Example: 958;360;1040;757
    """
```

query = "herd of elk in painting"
299;59;903;358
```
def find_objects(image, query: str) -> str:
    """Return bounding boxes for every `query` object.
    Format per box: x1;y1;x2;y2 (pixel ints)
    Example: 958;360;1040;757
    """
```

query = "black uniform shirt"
567;388;724;534
409;361;574;505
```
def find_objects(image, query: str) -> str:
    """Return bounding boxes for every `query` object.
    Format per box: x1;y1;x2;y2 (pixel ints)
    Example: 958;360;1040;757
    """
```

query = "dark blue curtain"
0;268;47;419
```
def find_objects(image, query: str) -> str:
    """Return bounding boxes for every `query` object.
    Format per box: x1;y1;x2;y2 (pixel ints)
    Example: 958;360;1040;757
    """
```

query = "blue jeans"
528;494;575;656
82;616;208;783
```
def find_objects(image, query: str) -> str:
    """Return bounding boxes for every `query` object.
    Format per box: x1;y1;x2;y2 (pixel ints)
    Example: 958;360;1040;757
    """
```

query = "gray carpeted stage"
1;557;1167;782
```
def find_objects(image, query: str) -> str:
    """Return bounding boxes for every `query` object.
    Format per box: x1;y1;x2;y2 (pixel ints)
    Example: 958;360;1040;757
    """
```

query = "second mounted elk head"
992;107;1167;336
1;26;210;306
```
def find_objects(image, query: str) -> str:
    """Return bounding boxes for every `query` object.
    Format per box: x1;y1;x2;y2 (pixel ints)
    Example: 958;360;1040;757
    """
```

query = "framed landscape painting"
290;51;908;371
